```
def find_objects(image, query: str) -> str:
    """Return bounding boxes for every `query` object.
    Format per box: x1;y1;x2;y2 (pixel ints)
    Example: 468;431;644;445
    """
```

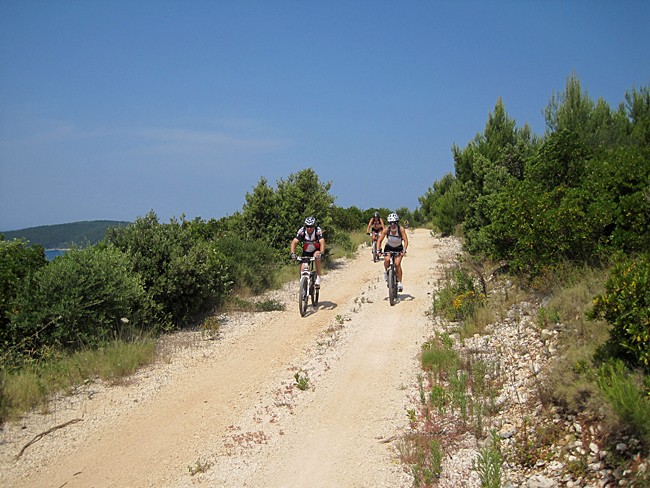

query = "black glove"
290;253;297;260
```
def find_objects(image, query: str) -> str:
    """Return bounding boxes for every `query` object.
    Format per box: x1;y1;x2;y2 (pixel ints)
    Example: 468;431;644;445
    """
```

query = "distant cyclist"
366;212;385;256
290;216;325;288
377;212;408;292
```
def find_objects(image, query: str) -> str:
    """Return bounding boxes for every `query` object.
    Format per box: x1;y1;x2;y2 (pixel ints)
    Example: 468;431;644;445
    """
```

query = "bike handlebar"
293;255;318;262
378;251;406;257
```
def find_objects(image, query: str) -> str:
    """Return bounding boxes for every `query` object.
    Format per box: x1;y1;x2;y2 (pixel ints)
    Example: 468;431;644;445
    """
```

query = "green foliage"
418;173;464;235
597;360;650;448
330;205;365;231
0;238;47;336
544;73;596;136
473;431;503;488
432;266;486;322
626;85;650;147
294;371;310;391
400;434;443;486
525;129;589;189
213;235;280;294
7;245;162;360
452;99;537;252
1;220;129;249
241;168;336;251
421;338;459;373
438;77;650;273
106;211;229;328
590;255;650;370
0;339;156;422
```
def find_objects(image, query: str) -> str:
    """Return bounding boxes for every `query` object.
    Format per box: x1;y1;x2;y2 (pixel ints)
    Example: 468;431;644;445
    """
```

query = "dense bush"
240;168;336;252
213;235;280;294
418;173;464;235
106;212;230;328
422;78;649;275
0;238;47;338
590;255;650;371
432;266;486;322
330;205;365;231
7;246;162;360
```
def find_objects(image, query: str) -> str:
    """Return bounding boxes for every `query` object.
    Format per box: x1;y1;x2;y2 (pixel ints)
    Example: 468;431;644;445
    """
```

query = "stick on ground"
15;418;83;460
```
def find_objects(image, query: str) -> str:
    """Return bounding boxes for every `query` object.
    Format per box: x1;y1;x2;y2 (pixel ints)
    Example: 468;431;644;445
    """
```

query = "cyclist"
290;216;325;288
376;212;408;292
366;212;385;257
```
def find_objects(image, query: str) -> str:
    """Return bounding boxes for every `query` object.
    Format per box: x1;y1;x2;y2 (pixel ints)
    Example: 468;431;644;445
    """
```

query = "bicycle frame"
370;231;380;262
296;256;319;316
383;251;402;306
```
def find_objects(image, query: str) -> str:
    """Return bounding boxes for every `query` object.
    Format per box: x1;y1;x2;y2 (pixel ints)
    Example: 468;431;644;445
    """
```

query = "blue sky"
1;1;649;231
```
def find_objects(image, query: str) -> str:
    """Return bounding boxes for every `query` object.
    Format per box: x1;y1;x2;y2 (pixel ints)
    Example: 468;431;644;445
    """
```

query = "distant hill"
1;220;130;249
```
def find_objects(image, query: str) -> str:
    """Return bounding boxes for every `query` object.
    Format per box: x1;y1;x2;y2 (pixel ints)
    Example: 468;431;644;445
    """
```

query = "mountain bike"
296;256;319;316
382;251;403;306
368;231;380;262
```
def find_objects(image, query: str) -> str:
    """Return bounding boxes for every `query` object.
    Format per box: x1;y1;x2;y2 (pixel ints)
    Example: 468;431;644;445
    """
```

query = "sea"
45;249;68;261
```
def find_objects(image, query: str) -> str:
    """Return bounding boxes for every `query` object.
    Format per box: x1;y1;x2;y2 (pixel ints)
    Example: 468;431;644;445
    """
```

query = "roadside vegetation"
404;75;649;486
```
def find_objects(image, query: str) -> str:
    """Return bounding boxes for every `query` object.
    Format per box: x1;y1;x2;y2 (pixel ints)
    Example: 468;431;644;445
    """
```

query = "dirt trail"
1;229;458;488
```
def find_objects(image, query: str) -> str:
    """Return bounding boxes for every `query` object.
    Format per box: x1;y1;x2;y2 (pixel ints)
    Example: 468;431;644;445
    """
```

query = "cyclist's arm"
318;237;325;256
290;237;299;254
366;219;372;233
401;226;409;253
376;229;386;250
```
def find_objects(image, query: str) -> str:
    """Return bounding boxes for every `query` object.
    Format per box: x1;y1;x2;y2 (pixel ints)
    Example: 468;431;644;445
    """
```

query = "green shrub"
432;267;485;321
7;246;162;360
0;238;47;340
106;212;230;328
597;360;650;448
590;255;650;370
473;431;502;488
214;236;280;294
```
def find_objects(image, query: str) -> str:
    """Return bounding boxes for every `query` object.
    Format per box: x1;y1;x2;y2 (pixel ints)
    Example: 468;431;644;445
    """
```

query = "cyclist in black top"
377;212;408;292
366;212;385;255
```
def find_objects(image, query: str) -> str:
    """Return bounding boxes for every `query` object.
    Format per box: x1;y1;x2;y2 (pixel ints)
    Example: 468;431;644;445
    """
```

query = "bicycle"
382;251;403;306
295;256;319;316
368;231;380;262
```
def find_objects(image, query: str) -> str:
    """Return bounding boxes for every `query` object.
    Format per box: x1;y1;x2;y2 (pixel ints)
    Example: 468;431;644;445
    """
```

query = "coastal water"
45;249;67;261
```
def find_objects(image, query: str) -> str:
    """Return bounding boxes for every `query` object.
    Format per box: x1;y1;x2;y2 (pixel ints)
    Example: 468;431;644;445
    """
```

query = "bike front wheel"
312;285;319;306
309;272;319;307
388;267;397;306
299;276;309;317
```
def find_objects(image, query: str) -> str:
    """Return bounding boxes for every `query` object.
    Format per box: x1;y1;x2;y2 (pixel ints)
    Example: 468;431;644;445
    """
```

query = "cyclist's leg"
395;255;403;282
314;251;322;286
382;252;390;281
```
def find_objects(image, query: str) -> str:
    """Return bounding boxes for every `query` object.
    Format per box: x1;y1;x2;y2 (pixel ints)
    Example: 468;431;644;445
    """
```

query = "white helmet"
304;216;316;226
387;213;399;223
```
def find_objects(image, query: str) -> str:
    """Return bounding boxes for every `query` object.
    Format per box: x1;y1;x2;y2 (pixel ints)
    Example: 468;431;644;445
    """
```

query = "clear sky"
1;1;649;231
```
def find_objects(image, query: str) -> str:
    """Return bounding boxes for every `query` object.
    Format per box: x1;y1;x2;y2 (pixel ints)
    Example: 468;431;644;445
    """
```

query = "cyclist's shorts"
383;244;403;253
302;250;318;257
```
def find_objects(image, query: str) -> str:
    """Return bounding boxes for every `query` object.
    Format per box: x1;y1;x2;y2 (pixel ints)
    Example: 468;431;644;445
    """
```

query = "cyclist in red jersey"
290;216;325;288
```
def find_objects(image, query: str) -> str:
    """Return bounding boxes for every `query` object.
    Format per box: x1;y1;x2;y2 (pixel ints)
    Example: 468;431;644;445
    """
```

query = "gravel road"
0;229;461;488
